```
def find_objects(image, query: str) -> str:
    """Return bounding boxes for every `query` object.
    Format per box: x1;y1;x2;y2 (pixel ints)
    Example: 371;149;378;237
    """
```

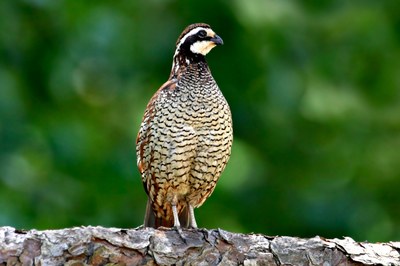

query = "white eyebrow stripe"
176;27;212;49
174;27;217;57
178;27;204;47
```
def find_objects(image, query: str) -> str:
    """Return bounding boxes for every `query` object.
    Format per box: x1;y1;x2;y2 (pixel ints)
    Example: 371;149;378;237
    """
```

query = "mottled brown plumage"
136;23;233;228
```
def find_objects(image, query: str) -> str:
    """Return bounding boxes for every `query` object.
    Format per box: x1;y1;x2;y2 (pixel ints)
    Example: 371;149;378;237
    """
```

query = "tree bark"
0;226;399;266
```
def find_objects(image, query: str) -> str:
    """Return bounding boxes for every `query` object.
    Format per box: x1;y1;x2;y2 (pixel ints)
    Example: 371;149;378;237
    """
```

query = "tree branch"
0;226;399;265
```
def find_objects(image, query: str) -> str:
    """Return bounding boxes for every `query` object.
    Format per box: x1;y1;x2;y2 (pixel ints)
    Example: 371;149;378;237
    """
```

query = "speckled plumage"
136;23;232;228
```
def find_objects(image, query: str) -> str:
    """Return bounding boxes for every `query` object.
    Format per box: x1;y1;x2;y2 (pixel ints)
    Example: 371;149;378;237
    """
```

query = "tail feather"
144;198;190;228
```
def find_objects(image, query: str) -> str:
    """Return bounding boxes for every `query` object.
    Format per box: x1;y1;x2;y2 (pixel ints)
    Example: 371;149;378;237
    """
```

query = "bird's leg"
171;203;187;244
172;204;181;227
189;205;197;228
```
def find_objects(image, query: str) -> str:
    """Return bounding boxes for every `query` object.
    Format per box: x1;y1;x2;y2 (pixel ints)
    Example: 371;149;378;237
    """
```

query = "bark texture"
0;226;399;265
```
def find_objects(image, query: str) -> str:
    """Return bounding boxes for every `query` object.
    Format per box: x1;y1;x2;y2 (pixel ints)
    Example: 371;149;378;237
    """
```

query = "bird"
136;23;233;228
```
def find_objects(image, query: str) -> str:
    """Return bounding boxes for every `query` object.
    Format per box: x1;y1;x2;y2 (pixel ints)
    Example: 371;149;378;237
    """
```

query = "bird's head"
174;23;223;58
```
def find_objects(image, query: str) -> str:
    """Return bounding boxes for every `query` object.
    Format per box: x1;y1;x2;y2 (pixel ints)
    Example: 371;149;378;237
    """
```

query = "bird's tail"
144;198;190;228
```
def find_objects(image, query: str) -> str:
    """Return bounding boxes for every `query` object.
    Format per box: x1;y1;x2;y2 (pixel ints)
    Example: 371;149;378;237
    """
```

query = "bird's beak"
210;34;224;46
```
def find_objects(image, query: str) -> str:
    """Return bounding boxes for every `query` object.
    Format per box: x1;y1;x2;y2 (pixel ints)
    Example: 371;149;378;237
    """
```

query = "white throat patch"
190;41;217;55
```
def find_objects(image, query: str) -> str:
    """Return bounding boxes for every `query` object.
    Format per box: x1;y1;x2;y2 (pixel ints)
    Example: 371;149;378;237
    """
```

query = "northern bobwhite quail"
136;23;233;228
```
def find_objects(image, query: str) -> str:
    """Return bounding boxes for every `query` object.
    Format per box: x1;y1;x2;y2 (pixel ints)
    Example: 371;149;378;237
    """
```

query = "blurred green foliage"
1;0;399;242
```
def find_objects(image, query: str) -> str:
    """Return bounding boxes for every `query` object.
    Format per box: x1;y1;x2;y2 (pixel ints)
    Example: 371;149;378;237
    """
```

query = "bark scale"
0;226;399;265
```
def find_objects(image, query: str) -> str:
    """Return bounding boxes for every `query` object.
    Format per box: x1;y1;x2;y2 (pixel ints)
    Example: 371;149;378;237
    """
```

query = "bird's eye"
198;30;207;38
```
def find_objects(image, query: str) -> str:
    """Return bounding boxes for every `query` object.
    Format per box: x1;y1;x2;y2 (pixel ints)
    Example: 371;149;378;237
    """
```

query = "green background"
1;0;399;242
